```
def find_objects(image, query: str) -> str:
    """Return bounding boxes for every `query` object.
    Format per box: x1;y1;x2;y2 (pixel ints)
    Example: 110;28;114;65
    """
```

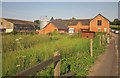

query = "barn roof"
50;19;78;29
77;19;91;25
50;19;91;29
3;18;38;26
51;20;68;29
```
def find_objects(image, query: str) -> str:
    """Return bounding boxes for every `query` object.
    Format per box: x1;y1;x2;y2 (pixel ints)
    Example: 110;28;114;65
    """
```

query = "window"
97;20;102;26
69;28;74;33
1;22;3;25
54;29;57;31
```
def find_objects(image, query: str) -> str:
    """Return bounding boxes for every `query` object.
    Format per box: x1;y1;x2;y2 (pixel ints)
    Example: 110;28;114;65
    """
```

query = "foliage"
50;17;54;21
2;33;107;76
2;34;51;53
110;25;120;30
72;17;76;20
34;20;40;24
11;30;18;35
110;18;120;25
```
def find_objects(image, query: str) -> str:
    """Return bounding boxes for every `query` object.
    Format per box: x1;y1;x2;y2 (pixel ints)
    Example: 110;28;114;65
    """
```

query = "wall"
81;31;95;39
6;29;13;32
0;18;14;33
90;15;110;33
1;18;14;29
68;22;90;33
43;23;58;34
58;29;67;33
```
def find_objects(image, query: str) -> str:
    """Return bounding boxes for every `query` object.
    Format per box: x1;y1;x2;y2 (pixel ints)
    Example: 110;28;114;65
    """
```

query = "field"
2;33;107;76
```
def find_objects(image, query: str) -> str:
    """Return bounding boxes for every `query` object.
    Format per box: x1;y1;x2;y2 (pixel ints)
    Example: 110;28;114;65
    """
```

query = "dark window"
54;29;57;31
97;20;102;26
1;22;3;25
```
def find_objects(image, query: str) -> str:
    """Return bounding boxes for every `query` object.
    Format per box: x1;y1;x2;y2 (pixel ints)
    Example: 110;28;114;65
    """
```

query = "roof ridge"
3;18;33;22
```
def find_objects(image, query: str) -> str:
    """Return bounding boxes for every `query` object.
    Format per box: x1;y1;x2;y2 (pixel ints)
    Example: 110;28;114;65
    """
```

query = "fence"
16;51;76;77
16;33;110;76
90;33;110;57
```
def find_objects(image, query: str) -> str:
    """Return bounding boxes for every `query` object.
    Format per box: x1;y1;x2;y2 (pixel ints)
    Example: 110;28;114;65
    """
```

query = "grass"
0;53;2;78
2;33;107;76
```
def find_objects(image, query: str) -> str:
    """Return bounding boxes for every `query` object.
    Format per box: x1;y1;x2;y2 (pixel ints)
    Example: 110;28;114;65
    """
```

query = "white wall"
6;29;13;33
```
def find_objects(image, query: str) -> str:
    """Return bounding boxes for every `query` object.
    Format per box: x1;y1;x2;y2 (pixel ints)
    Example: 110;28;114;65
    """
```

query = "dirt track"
88;33;119;76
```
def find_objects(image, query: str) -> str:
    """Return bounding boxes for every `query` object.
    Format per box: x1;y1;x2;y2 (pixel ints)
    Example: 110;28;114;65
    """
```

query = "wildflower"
16;64;21;67
15;39;19;41
22;56;26;58
19;37;22;40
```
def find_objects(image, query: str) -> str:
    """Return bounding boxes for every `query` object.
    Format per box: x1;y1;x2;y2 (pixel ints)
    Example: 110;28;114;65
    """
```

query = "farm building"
36;19;78;34
0;18;38;33
36;14;110;34
68;14;110;33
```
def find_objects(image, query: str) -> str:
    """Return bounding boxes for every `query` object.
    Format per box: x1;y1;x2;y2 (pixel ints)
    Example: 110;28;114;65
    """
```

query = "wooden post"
90;39;93;57
107;34;110;43
102;35;104;45
100;35;102;46
54;51;60;78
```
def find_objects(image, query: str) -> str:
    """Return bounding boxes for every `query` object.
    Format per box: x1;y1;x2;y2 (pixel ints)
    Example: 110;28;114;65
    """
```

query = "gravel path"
88;33;118;76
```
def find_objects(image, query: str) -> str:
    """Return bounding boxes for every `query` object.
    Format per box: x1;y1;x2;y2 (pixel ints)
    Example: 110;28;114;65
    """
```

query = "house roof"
91;14;110;22
3;18;38;26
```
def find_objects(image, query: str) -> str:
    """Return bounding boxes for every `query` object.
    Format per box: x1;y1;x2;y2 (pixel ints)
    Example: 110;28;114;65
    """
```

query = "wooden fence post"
107;34;110;43
102;35;104;45
100;35;102;46
90;39;93;57
54;51;60;78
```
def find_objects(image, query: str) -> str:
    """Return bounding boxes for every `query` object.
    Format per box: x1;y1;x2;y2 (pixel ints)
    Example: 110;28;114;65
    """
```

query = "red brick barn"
68;14;110;33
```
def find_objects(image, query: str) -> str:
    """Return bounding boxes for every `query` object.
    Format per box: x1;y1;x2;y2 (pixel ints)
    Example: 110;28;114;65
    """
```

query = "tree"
72;17;76;20
50;17;54;21
34;20;40;24
112;18;120;25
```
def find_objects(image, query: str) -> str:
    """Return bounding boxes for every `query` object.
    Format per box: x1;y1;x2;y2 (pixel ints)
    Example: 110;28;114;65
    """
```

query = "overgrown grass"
2;33;107;76
2;34;56;53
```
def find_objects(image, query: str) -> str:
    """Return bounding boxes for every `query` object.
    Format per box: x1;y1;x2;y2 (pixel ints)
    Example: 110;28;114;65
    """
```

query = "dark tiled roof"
51;19;77;29
77;19;91;25
3;18;38;25
50;19;91;29
51;20;68;29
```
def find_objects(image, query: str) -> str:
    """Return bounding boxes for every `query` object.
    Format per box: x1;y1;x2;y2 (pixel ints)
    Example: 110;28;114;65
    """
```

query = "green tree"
113;18;120;25
72;17;76;20
34;20;40;24
50;17;54;21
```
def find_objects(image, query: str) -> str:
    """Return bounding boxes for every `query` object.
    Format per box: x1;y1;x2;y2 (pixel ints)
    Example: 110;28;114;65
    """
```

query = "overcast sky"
2;2;119;21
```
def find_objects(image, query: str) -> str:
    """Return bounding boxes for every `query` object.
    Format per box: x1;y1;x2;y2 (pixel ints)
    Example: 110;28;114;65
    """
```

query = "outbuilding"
81;31;95;39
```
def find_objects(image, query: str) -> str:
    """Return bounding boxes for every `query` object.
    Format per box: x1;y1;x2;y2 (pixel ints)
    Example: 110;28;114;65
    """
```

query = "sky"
118;2;120;19
2;2;119;22
1;0;120;2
